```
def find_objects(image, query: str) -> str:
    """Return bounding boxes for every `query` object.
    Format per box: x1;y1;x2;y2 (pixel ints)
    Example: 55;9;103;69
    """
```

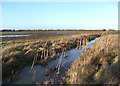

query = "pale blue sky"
1;2;118;30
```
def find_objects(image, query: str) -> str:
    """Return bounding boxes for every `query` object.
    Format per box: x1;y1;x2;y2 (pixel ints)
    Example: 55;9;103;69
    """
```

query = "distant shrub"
109;29;115;31
102;29;106;31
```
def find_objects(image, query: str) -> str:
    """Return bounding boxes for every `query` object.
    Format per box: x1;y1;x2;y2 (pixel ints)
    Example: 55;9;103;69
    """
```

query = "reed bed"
2;33;101;79
66;31;119;84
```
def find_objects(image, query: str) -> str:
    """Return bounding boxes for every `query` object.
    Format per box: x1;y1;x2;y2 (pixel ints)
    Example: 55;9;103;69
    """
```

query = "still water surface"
0;35;31;37
4;37;100;84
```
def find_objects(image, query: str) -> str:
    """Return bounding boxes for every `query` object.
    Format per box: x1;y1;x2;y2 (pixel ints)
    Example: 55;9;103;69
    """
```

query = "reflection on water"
13;49;82;84
0;35;31;37
4;37;100;84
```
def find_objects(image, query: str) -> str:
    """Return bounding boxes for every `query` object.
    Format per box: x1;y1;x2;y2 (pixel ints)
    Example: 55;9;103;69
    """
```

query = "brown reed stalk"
56;48;64;75
75;40;79;50
46;48;49;58
11;70;14;81
61;59;67;67
44;46;49;62
85;37;86;46
82;38;86;51
86;38;88;48
64;47;66;58
84;38;86;50
106;36;109;53
54;47;56;56
41;50;43;60
44;49;48;62
50;79;54;84
30;53;38;73
44;48;46;58
79;39;81;50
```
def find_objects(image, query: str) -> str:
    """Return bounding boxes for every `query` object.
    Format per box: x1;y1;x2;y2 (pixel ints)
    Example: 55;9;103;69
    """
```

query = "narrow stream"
4;37;100;84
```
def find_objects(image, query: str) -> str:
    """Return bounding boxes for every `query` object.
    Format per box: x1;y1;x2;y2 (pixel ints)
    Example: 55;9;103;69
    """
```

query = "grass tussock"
66;31;119;84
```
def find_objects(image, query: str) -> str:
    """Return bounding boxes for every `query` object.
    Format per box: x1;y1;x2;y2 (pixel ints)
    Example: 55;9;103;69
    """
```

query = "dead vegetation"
66;31;119;84
2;33;101;79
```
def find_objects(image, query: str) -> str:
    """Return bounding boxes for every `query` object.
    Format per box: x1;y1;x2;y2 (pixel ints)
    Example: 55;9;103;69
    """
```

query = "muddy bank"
66;32;119;84
2;33;101;79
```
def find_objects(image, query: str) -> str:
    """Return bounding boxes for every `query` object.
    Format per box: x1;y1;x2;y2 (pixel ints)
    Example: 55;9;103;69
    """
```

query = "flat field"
1;30;104;47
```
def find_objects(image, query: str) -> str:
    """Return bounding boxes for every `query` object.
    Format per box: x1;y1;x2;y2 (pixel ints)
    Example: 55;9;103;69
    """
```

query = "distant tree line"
0;29;25;32
0;29;108;32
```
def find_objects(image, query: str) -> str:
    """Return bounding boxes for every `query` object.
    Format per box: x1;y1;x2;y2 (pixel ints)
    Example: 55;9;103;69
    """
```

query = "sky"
1;2;118;30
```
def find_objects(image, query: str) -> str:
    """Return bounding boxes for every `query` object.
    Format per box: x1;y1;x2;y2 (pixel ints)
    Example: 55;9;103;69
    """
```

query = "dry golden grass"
2;33;101;79
66;32;119;84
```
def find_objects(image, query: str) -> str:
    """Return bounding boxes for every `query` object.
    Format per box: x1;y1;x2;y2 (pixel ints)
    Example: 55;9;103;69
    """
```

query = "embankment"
66;31;119;84
2;33;101;79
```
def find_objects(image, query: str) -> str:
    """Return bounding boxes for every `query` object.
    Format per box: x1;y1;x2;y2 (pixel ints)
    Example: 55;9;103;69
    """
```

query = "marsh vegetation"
1;30;106;84
66;30;120;84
